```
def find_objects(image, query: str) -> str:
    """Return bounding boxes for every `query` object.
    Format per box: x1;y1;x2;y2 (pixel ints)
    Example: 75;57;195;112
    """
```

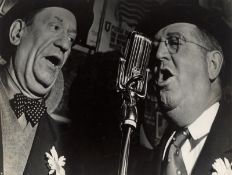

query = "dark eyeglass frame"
153;35;211;54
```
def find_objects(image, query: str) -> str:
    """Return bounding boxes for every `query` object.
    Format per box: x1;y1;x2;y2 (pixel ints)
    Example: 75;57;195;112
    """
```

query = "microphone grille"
123;31;152;93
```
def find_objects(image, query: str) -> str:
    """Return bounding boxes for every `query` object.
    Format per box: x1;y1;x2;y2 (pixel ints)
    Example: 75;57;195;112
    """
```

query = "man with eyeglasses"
131;2;232;175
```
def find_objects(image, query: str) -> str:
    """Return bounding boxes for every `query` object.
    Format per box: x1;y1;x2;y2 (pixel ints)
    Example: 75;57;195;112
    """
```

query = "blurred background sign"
87;0;160;53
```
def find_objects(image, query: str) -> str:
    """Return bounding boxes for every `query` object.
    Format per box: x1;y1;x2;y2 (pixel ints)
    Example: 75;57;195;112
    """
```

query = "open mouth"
45;56;61;66
161;69;173;81
157;68;174;87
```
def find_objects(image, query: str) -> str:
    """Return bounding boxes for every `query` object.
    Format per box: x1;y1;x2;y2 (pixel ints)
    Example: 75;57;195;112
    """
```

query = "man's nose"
54;36;71;53
155;42;170;61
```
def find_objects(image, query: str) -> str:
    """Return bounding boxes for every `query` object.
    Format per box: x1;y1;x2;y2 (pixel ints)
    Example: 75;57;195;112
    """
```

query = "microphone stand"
118;90;137;175
116;31;152;175
118;74;148;175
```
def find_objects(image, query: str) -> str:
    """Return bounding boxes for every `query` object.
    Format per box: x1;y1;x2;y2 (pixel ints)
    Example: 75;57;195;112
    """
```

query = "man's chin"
27;81;54;98
159;91;180;109
158;97;178;112
159;102;174;112
35;74;57;88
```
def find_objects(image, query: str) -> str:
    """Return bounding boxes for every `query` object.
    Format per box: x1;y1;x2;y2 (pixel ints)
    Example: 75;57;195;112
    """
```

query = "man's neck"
0;67;21;100
166;95;220;128
2;64;46;100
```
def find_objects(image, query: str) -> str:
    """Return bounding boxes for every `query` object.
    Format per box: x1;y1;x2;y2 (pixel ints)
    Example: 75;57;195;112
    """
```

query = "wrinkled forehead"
154;22;199;40
34;7;77;28
30;7;77;39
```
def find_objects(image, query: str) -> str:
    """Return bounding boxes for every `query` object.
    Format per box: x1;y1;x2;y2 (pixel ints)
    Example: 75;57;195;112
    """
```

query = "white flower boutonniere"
212;157;232;175
45;146;66;175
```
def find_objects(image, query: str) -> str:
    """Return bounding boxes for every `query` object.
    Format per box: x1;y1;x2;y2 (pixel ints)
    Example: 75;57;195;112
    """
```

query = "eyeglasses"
153;35;211;54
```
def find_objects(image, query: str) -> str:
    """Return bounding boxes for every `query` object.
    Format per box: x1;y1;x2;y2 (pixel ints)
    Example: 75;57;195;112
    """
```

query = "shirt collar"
187;102;219;140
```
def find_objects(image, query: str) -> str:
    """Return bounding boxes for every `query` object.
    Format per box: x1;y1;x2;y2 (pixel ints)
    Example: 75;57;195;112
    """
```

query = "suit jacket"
130;100;232;175
0;82;62;175
23;115;61;175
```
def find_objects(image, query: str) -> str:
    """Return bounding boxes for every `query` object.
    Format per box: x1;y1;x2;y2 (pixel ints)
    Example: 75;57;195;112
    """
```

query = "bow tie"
10;93;47;127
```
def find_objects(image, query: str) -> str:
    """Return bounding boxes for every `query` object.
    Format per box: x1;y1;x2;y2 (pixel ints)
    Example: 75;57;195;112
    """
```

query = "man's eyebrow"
153;32;182;42
54;16;63;22
166;32;181;37
54;16;77;34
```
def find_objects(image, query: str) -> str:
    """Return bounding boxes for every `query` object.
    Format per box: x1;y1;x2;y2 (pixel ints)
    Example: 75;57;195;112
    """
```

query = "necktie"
10;93;47;127
162;129;190;175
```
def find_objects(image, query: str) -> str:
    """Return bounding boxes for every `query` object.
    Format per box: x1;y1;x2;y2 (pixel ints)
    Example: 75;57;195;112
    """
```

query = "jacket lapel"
151;126;175;175
23;114;58;175
0;81;8;174
192;101;232;175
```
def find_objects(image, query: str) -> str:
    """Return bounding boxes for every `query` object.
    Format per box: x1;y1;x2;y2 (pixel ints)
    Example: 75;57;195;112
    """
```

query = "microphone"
116;31;152;98
116;31;152;175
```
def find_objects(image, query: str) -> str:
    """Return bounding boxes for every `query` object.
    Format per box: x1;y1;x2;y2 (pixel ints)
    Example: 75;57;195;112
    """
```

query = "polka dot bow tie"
10;93;47;127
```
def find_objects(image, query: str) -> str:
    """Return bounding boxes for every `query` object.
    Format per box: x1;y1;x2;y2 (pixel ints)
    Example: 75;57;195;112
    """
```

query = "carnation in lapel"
45;146;66;175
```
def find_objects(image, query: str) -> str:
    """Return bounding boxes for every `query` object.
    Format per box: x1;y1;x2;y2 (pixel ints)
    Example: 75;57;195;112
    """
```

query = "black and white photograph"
0;0;232;175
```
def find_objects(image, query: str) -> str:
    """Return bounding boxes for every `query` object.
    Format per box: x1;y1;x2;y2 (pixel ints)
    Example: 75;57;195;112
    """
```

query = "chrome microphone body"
117;31;152;97
117;31;152;175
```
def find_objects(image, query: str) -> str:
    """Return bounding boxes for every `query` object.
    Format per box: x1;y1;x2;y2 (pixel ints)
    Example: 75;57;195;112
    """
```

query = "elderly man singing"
0;0;93;174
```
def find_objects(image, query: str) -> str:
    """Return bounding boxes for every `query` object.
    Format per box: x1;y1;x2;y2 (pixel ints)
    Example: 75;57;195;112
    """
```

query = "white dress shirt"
162;103;220;174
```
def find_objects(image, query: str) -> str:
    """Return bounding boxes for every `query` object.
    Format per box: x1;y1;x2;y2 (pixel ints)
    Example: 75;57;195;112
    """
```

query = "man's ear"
9;19;26;46
207;50;223;80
